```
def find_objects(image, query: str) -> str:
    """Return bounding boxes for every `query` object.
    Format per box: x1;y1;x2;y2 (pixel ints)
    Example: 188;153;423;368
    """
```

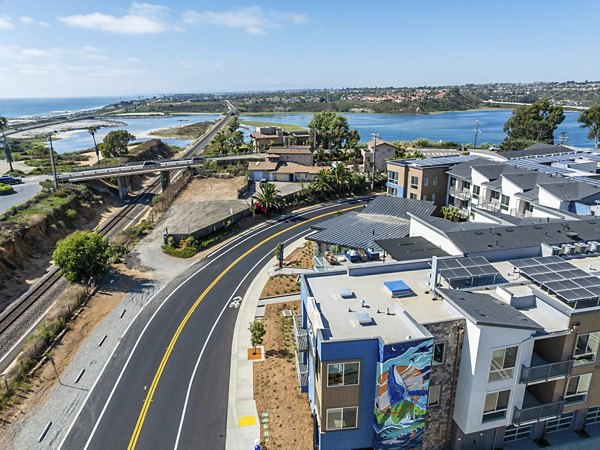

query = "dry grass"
283;242;314;269
260;275;300;299
253;301;312;450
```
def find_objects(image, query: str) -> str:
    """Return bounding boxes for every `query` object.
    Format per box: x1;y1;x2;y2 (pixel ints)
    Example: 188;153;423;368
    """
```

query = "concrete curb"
226;235;309;450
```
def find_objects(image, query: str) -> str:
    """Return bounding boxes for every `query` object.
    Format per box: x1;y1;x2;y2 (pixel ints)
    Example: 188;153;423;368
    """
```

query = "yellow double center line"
127;205;361;449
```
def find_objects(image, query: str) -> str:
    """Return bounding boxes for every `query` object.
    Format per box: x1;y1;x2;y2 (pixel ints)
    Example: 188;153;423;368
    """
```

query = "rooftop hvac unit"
551;245;561;255
574;242;587;254
561;244;575;255
587;241;600;253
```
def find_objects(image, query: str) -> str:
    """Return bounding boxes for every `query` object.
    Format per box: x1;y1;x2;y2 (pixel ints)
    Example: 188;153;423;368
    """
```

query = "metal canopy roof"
510;256;600;306
436;256;499;282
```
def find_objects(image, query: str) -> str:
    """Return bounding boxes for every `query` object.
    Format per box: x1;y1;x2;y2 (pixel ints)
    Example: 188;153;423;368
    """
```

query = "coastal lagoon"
240;110;593;147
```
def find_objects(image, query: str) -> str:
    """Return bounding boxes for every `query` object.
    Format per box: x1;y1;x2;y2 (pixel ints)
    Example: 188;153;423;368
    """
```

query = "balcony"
513;400;564;426
449;186;471;200
478;199;502;213
295;351;308;390
520;356;573;385
293;314;308;352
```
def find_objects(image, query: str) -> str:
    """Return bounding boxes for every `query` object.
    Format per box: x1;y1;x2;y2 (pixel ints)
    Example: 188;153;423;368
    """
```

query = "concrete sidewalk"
226;236;308;450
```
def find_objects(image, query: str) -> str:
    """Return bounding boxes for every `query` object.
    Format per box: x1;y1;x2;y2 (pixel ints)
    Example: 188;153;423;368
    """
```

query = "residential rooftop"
389;154;477;169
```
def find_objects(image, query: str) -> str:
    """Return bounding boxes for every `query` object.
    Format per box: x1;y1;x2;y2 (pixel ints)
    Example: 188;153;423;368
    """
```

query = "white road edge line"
59;202;335;449
173;227;310;450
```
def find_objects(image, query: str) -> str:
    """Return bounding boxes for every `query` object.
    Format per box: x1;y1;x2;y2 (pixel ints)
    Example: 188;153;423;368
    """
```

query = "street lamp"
371;132;379;191
47;132;58;191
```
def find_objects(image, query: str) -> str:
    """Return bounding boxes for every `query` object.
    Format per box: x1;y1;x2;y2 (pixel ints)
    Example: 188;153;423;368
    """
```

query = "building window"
327;362;360;387
573;332;600;366
565;373;592;404
387;170;398;184
326;406;358;431
431;193;436;203
473;185;480;199
422;195;427;201
428;384;441;407
463;181;471;190
410;176;419;189
387;186;398;196
433;176;438;186
449;177;456;188
410;193;417;200
490;190;500;201
433;342;446;365
501;194;510;211
424;177;429;187
483;390;510;422
489;346;518;382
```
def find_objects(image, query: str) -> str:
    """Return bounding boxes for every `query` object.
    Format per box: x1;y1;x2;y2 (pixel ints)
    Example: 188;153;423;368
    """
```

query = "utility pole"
371;132;379;191
47;133;58;191
473;120;480;149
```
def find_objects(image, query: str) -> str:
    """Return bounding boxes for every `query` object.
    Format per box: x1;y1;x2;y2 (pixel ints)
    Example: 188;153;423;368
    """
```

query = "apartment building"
295;222;600;449
250;126;310;152
362;140;398;172
446;154;600;220
386;155;476;207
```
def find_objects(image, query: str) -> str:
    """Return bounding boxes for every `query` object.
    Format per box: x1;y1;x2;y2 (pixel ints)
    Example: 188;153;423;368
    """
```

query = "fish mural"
373;339;434;449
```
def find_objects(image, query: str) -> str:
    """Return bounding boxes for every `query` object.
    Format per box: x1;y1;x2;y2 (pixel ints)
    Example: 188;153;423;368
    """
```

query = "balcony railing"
513;400;564;426
293;314;308;352
449;187;471;200
295;351;308;389
520;360;573;385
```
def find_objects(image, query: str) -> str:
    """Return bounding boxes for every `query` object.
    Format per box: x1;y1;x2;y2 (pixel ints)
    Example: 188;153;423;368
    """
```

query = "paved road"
0;175;48;215
60;201;366;450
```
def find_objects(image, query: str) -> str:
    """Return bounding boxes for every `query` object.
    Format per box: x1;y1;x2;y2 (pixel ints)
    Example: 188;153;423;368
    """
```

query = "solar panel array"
409;155;477;168
437;256;499;282
511;256;600;304
509;151;600;188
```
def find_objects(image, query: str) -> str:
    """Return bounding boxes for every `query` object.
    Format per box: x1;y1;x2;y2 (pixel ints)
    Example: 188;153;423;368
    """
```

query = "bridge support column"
161;171;171;192
117;176;130;199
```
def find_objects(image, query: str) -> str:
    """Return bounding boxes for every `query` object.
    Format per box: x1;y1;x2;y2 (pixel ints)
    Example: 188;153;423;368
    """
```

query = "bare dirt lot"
174;176;246;204
253;301;312;450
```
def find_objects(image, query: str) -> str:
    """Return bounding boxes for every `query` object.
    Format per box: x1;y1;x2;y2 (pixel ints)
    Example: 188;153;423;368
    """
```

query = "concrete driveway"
0;175;48;215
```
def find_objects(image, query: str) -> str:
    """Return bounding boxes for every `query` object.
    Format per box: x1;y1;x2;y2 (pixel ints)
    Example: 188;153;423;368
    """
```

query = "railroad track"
0;107;234;341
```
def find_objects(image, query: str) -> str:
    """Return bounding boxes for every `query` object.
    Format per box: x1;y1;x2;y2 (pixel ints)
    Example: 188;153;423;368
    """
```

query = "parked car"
191;156;205;162
0;175;23;185
142;161;159;167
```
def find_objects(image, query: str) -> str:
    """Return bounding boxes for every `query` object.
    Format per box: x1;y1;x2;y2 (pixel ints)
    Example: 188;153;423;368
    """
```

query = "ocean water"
0;96;138;119
240;110;593;147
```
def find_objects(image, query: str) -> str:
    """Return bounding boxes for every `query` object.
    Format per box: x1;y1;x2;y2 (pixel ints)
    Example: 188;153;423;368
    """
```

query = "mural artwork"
373;338;434;449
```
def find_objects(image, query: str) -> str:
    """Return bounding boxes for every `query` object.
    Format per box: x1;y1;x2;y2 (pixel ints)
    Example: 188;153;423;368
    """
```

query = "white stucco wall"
408;218;463;256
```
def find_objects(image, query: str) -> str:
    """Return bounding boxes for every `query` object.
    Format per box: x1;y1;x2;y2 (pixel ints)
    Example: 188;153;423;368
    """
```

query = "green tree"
252;182;285;214
101;130;135;158
578;104;600;148
0;115;14;172
88;126;101;163
310;169;334;197
52;231;112;284
441;205;460;221
248;320;266;354
502;99;565;150
308;111;359;150
330;163;352;193
274;242;284;269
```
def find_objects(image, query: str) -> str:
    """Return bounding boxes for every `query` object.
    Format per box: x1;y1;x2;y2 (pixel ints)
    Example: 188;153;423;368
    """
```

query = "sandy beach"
10;118;126;139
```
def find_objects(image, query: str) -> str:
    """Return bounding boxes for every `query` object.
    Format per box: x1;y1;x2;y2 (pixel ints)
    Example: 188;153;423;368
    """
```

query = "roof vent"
339;288;354;299
355;312;374;326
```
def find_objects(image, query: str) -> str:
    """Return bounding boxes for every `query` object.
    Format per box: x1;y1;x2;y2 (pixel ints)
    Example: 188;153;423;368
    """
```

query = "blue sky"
0;0;599;98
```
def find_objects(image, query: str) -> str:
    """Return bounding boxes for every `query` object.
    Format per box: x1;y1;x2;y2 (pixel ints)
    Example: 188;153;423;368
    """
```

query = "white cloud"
0;16;15;30
20;16;34;25
182;6;307;35
21;48;51;57
59;2;168;34
39;21;50;27
125;56;141;63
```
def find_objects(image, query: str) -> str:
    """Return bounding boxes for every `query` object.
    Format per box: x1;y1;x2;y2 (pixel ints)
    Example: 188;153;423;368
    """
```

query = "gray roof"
375;236;449;261
472;163;519;181
515;186;539;201
362;195;436;219
502;171;556;191
308;211;410;250
538;182;600;202
446;158;491;179
498;144;575;160
445;220;600;254
437;288;542;330
481;178;502;189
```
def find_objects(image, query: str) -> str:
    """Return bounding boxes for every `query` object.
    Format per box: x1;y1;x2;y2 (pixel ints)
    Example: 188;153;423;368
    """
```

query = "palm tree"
330;163;352;193
310;169;334;197
0;116;14;172
88;126;100;164
252;182;285;214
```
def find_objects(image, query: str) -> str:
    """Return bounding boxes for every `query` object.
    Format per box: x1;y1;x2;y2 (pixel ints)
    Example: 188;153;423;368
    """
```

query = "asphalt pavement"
0;175;48;215
60;201;365;450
